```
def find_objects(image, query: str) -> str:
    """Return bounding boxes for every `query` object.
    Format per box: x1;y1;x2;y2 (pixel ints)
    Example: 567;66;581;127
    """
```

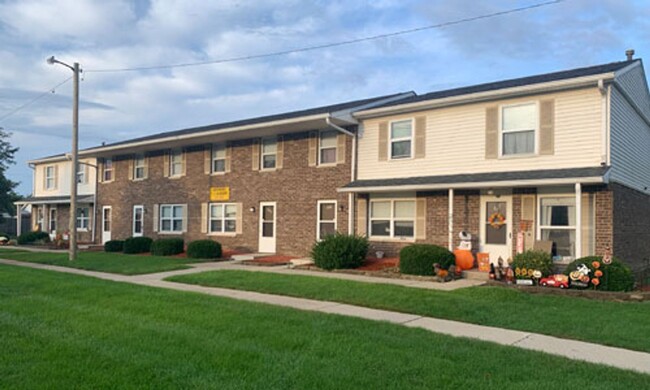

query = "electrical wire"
85;0;564;73
0;76;73;122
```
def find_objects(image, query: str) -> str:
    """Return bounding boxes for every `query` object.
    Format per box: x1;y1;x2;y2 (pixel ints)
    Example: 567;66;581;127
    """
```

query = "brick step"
462;269;490;281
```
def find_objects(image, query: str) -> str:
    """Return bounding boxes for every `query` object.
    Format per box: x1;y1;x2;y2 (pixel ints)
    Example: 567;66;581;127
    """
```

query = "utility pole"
47;56;80;261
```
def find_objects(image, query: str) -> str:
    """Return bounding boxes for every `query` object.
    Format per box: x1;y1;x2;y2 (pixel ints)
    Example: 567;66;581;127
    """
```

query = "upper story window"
103;159;113;182
212;144;226;173
134;154;146;180
261;137;277;170
45;165;56;190
369;199;415;238
501;103;536;156
390;120;412;159
76;163;85;184
319;130;337;165
170;149;183;177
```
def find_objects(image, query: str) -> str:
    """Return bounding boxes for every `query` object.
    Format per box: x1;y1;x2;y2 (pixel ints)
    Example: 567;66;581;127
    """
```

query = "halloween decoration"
540;274;569;289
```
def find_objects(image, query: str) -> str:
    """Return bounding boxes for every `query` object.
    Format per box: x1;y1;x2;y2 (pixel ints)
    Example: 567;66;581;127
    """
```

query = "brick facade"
96;131;352;256
612;183;650;275
31;204;94;243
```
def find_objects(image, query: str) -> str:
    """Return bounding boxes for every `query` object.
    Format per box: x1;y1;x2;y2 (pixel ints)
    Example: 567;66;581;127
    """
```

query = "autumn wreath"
488;212;506;229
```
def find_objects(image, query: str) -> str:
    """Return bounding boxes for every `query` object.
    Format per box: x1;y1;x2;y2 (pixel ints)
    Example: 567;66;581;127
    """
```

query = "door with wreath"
479;195;513;265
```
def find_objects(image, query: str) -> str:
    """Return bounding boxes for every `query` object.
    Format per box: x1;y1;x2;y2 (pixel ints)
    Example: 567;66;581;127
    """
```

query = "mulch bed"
487;280;650;302
356;257;399;271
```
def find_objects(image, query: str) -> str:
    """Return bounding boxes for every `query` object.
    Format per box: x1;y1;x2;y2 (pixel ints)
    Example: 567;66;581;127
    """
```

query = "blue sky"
1;0;649;195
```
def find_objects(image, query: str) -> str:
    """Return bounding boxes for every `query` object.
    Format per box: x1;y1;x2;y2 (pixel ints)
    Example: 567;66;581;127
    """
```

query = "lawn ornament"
458;231;472;250
540;274;569;289
433;263;451;282
488;263;496;280
505;267;515;284
569;263;591;281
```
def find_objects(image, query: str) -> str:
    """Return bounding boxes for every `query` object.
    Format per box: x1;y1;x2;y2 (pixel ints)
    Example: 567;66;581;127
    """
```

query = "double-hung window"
160;204;184;233
45;166;56;189
501;103;536;155
212;144;226;173
76;207;90;230
133;205;144;236
36;207;44;231
370;200;415;238
103;159;113;182
134;154;146;179
317;201;337;239
319;130;337;165
261;137;277;170
209;203;237;234
170;149;183;177
390;120;412;159
49;208;57;232
76;163;85;184
539;197;576;261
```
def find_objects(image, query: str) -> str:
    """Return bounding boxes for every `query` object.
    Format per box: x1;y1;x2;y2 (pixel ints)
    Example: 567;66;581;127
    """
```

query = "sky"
1;0;649;195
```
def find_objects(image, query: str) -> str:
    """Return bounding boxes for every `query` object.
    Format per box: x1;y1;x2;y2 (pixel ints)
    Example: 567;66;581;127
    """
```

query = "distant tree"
0;128;19;217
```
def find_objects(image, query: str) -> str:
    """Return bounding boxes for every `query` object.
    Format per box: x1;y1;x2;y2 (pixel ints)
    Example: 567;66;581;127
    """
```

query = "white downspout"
575;182;582;259
326;116;357;235
448;188;454;251
598;79;608;165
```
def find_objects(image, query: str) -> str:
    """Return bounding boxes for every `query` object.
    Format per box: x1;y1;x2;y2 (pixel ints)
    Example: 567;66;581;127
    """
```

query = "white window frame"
318;130;338;165
537;195;576;263
103;158;114;182
368;199;416;240
45;165;56;190
36;207;44;231
160;204;184;233
211;143;226;174
389;119;414;160
170;149;183;177
316;200;337;240
208;203;238;235
76;163;85;184
134;154;146;180
499;102;538;157
133;205;144;237
76;206;90;231
49;208;57;232
260;137;277;170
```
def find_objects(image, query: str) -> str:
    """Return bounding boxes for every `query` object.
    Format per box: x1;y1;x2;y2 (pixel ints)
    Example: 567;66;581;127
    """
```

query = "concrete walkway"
1;258;649;375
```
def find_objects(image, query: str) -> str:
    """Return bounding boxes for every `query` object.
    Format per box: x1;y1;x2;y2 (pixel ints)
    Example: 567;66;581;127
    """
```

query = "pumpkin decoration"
453;249;475;270
591;278;601;286
580;275;590;283
592;261;601;269
438;270;449;278
595;270;603;278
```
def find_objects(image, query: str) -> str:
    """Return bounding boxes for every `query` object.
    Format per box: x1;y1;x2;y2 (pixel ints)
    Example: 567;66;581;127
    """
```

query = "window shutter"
97;160;104;183
378;121;388;161
182;204;188;233
225;144;232;173
308;131;318;166
414;116;426;159
539;99;555;155
143;156;149;179
128;158;134;180
276;136;284;169
200;203;208;234
42;166;47;189
356;197;367;236
236;203;243;234
53;165;58;190
181;150;187;176
204;145;212;174
521;195;536;251
251;139;260;171
416;198;427;240
163;151;170;177
153;204;159;232
336;133;346;164
485;106;499;159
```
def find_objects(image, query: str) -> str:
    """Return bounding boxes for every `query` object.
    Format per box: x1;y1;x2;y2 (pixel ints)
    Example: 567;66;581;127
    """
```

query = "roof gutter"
325;116;355;136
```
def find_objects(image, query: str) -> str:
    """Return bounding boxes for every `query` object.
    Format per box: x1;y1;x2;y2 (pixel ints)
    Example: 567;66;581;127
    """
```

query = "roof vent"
626;49;635;61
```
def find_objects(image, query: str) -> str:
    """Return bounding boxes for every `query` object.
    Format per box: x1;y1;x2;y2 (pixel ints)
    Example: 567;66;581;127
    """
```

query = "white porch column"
575;183;582;259
16;204;22;236
448;188;454;251
348;193;354;235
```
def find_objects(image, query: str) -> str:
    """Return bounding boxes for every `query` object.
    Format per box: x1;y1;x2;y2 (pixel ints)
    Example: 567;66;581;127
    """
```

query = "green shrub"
511;250;554;279
151;238;184;256
0;232;9;240
311;234;369;270
123;237;153;254
187;240;222;259
17;231;51;245
564;256;635;292
399;244;455;276
104;240;124;252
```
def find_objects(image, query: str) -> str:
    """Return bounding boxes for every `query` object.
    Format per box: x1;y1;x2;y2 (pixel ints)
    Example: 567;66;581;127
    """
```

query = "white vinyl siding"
160;204;184;233
501;103;536;156
369;199;415;239
45;166;56;190
390;119;413;159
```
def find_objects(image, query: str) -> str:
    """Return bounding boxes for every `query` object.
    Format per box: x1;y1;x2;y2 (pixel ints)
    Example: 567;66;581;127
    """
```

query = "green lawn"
0;248;207;275
168;270;650;353
1;265;648;389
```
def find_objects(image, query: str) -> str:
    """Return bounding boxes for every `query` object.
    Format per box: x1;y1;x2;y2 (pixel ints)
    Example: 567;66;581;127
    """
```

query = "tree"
0;128;19;217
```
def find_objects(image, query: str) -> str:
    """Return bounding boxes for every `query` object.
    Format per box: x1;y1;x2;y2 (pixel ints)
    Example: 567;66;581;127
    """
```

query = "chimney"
626;49;635;61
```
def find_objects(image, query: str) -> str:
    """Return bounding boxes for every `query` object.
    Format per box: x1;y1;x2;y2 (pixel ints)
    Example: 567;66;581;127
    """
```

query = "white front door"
133;205;144;237
102;206;112;244
258;202;276;253
480;195;513;265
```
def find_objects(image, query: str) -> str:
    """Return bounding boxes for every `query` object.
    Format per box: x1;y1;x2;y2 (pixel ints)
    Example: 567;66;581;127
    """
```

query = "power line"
0;76;73;122
86;0;564;73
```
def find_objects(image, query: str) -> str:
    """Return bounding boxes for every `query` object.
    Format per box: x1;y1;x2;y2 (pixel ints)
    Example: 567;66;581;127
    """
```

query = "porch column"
348;193;354;235
43;204;49;233
575;183;582;259
448;188;454;251
16;204;22;236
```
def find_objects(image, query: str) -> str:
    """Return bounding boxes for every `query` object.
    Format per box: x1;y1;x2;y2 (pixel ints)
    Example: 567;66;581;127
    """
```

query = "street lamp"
47;56;81;261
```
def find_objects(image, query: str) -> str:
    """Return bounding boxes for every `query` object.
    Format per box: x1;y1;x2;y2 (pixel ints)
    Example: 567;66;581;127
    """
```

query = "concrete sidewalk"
1;258;649;375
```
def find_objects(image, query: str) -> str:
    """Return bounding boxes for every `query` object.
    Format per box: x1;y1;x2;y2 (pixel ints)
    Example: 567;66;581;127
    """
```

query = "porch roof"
15;195;95;206
339;166;609;193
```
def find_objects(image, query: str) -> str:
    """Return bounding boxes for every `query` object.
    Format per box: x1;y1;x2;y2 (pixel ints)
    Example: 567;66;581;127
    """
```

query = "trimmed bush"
511;250;554;279
564;256;635;292
123;236;153;254
151;238;184;256
312;234;369;270
187;240;222;259
17;231;50;245
104;240;124;252
399;244;455;276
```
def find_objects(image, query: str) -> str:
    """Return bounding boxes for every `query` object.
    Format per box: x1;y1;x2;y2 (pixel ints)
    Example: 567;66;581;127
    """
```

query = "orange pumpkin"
592;261;601;269
438;270;449;278
454;250;475;270
591;278;600;286
595;270;603;277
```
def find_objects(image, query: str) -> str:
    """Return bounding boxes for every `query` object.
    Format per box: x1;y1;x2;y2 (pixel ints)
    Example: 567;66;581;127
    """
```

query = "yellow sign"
210;187;230;201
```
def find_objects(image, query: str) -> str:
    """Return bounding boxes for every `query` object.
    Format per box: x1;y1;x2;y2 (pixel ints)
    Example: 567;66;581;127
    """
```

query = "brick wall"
96;131;352;256
612;183;650;275
31;205;94;243
591;185;614;257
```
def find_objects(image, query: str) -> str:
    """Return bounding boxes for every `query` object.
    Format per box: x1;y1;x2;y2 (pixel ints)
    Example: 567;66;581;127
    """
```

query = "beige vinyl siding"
357;88;603;180
33;158;97;197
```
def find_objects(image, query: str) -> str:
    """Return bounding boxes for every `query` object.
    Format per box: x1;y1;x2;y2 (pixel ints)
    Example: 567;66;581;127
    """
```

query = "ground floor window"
36;207;44;231
209;203;237;233
369;199;415;238
77;207;90;230
160;204;184;233
133;205;144;236
539;197;575;261
317;201;337;239
49;208;57;232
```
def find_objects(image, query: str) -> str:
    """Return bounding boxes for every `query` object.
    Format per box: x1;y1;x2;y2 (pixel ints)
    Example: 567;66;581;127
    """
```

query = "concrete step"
462;269;490;281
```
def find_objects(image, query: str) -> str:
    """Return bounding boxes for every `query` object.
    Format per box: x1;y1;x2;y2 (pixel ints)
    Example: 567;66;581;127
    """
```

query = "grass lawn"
168;270;650;353
0;248;208;275
1;265;648;389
